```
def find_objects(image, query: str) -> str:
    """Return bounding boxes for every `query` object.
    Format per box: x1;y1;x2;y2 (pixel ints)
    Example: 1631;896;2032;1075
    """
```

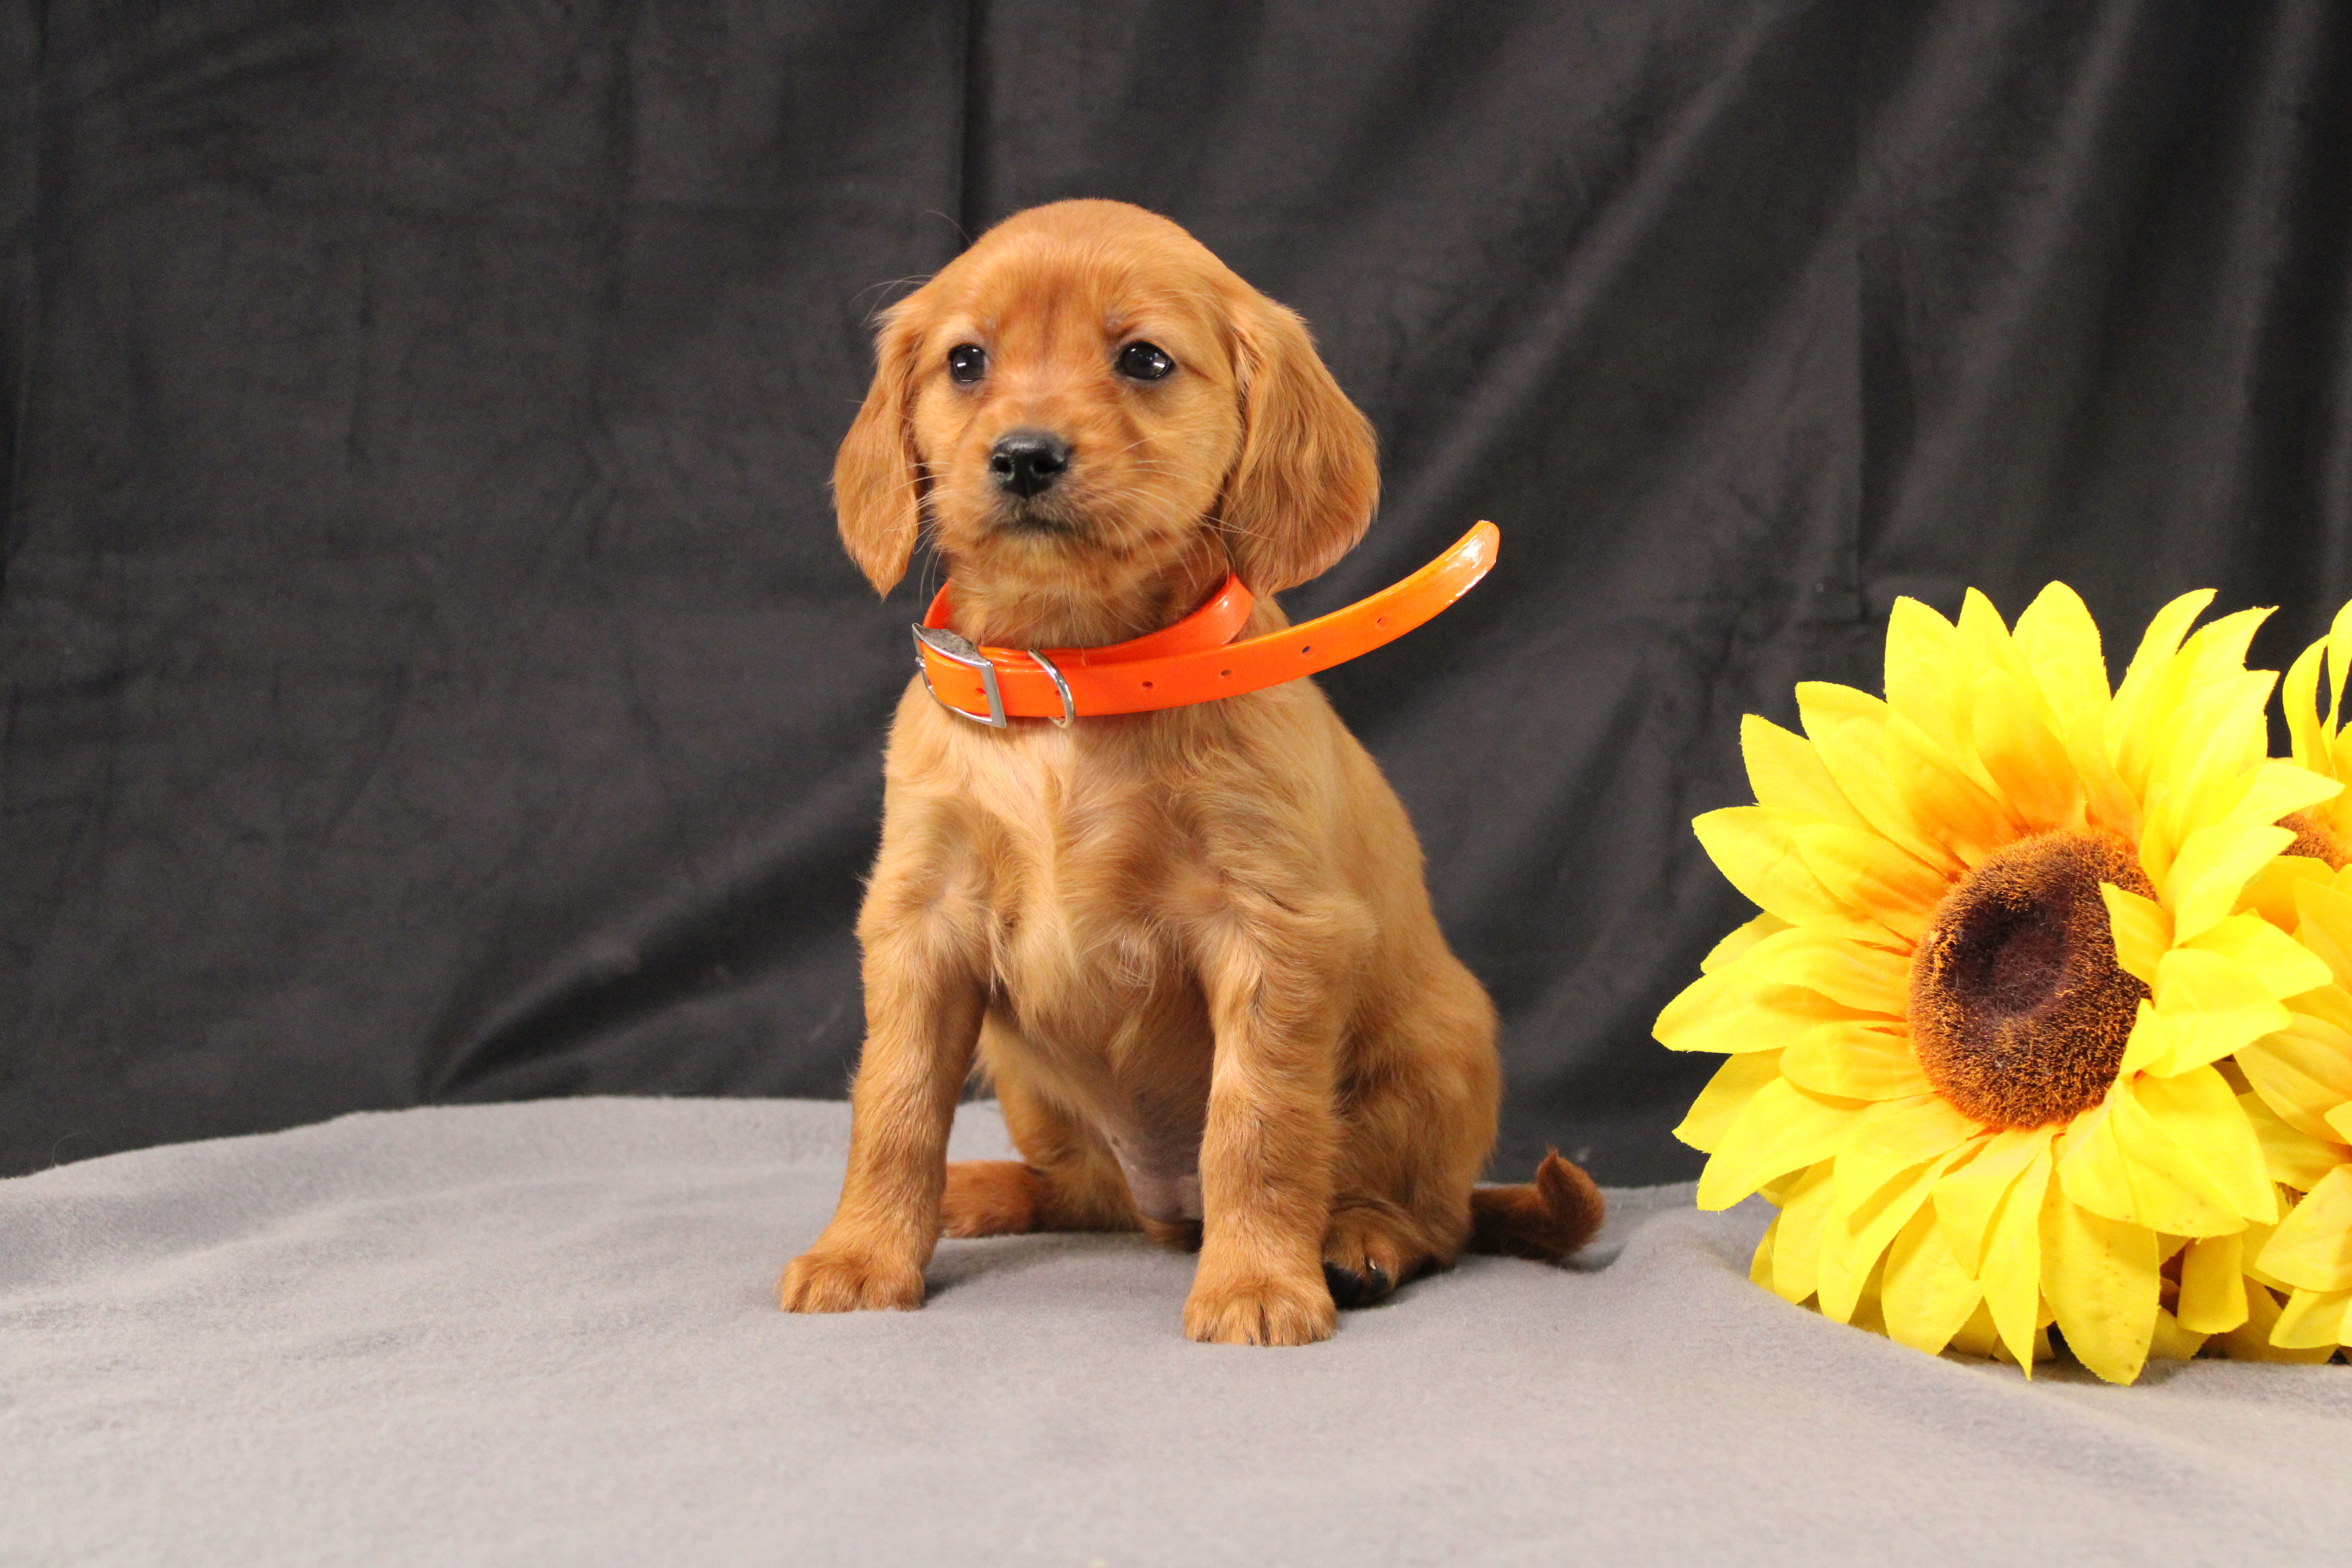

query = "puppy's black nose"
989;429;1071;499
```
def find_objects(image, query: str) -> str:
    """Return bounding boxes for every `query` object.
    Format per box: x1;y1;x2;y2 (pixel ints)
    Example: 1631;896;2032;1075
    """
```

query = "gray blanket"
5;1098;2348;1565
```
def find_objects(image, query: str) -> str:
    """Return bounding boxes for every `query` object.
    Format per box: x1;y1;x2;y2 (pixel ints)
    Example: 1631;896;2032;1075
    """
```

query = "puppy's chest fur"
937;715;1221;1028
900;706;1274;1213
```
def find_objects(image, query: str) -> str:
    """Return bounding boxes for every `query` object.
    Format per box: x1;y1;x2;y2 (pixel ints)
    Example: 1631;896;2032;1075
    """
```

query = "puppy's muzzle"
990;429;1071;499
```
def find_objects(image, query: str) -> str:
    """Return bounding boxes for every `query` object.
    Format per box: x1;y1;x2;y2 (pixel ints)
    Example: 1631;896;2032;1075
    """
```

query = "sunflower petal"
1796;683;1962;873
2218;1279;2338;1362
2220;759;2341;833
1671;1051;1785;1150
2286;633;2329;774
2293;878;2352;991
1693;807;1883;938
2099;884;2172;990
2257;1164;2352;1293
2148;945;2294;1075
2116;1000;2172;1079
1750;1214;1779;1286
2107;588;2219;792
2181;913;2332;1000
1833;1096;1978;1212
1779;1023;1935;1101
2148;1308;2209;1362
1886;711;2022;866
1954;588;2044;694
2011;583;2111;744
2235;1010;2352;1144
2038;1181;2161;1384
1968;666;2083;832
1882;597;1963;760
1819;1148;1963;1324
1731;927;1910;1015
2236;1084;2346;1188
2108;1069;2272;1231
2271;1286;2352;1350
1947;1300;2003;1360
2140;613;2272;799
2138;674;2278;880
2164;822;2295;943
2327;597;2352;732
1766;1160;1836;1305
1931;1126;2048;1274
2176;605;2271;681
2056;1102;2141;1224
1750;1213;1778;1288
2243;1214;2296;1292
2176;1232;2250;1334
2135;1064;2279;1223
1656;967;1858;1055
1741;715;1869;829
1881;1201;1984;1356
1699;912;1790;975
1981;1142;2054;1369
1793;822;1945;943
1695;1075;1860;1209
2075;741;2146;846
2239;853;2334;934
2291;978;2352;1037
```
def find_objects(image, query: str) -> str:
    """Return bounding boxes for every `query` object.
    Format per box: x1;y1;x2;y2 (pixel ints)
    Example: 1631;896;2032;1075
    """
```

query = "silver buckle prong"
1029;651;1076;728
911;624;1008;728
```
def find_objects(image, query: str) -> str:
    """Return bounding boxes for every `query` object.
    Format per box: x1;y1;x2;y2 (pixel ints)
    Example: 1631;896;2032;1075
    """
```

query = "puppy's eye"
1116;342;1175;382
947;344;987;383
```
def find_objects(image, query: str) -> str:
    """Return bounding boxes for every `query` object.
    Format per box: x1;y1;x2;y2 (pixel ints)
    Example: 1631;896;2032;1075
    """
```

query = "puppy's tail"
1468;1151;1606;1262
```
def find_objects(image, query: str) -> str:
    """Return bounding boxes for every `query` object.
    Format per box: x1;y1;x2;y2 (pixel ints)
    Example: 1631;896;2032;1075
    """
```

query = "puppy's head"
834;201;1377;624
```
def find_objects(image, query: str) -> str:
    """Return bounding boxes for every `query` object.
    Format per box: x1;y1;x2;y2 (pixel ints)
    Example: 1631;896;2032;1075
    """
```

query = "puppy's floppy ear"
833;297;928;595
1218;293;1379;595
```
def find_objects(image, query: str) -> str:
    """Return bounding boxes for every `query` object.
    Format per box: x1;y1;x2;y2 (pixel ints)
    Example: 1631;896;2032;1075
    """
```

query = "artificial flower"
1659;585;2338;1383
2232;611;2352;1357
2278;600;2352;867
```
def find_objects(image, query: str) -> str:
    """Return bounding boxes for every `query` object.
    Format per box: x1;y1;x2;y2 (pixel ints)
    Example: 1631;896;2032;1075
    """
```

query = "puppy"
783;199;1601;1345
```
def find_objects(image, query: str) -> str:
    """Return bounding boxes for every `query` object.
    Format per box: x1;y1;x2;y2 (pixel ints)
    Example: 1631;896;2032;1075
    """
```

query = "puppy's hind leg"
941;1036;1142;1238
1323;1154;1605;1305
1321;1195;1445;1308
1322;964;1505;1308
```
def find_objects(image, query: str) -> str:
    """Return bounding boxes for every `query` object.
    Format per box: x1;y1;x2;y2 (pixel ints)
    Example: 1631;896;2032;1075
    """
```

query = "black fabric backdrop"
3;2;2347;1183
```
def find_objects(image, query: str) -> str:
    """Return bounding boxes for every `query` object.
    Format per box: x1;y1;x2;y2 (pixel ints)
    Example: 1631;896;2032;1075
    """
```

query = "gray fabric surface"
4;1098;2349;1566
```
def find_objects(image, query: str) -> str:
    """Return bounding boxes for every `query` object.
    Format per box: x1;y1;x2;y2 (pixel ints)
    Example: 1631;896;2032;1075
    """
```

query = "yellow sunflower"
2278;601;2352;867
2230;612;2352;1357
1659;584;2340;1383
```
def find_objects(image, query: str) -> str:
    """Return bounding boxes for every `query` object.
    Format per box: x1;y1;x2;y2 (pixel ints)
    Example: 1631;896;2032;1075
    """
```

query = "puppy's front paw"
1183;1270;1336;1347
779;1247;924;1314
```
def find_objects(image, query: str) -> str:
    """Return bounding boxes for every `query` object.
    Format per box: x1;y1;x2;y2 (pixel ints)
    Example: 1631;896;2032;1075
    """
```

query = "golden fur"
782;200;1601;1345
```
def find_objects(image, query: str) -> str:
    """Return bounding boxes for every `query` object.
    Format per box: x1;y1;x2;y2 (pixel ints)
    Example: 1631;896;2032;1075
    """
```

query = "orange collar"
911;522;1499;727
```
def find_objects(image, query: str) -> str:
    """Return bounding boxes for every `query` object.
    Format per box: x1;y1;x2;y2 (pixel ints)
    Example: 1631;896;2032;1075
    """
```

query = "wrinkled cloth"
14;3;2351;1187
5;1097;2349;1566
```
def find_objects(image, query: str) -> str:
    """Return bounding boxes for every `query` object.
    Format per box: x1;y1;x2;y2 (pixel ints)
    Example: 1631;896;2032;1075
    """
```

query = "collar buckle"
911;624;1007;728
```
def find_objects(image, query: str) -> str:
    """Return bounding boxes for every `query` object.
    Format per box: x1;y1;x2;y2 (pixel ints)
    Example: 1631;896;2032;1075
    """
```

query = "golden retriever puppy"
782;199;1601;1345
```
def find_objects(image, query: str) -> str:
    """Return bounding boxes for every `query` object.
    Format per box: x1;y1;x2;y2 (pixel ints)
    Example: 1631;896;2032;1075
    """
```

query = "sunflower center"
2283;809;2350;870
1907;829;2154;1131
